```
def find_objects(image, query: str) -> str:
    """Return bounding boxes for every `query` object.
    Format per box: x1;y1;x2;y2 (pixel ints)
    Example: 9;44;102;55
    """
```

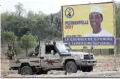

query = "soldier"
34;45;40;56
7;45;15;60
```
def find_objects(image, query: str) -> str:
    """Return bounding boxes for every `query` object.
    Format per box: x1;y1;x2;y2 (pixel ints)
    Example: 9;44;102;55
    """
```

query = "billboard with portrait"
61;2;115;49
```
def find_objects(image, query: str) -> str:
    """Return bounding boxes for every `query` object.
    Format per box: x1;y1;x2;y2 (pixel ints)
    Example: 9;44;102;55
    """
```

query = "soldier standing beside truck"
6;44;15;60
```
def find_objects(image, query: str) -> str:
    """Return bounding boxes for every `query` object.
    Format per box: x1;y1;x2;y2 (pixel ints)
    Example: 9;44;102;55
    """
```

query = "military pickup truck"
9;41;96;75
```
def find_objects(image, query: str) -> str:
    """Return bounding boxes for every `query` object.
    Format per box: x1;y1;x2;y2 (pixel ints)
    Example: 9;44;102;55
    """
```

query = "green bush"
21;34;37;56
2;31;17;42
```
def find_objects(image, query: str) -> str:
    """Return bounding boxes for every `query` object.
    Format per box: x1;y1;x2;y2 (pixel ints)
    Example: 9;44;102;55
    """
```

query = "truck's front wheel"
20;66;33;75
65;61;77;73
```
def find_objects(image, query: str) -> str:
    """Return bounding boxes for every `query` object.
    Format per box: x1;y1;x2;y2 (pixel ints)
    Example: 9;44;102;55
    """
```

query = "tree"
2;31;17;45
1;12;29;40
53;11;62;38
27;10;34;18
1;3;63;42
1;12;16;31
29;13;50;42
2;31;17;54
21;34;37;56
15;2;25;16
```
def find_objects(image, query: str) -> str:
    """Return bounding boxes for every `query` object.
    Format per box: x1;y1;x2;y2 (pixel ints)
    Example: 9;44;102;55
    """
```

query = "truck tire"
20;66;33;75
65;61;77;73
42;70;48;74
87;66;93;72
81;66;93;72
36;70;48;74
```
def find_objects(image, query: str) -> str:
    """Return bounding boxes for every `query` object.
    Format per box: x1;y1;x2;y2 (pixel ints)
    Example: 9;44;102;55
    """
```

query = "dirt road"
1;51;120;78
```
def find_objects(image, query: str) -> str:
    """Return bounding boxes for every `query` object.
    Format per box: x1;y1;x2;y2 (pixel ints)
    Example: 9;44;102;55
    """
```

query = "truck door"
43;45;62;69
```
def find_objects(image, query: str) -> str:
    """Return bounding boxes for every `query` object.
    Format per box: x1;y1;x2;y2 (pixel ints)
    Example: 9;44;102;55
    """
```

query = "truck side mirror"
53;41;56;46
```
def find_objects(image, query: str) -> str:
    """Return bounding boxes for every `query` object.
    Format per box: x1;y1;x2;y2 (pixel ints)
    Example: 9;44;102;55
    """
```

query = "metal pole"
113;0;117;71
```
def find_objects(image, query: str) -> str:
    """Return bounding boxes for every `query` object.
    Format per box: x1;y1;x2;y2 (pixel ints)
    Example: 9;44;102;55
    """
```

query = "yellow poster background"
62;2;114;49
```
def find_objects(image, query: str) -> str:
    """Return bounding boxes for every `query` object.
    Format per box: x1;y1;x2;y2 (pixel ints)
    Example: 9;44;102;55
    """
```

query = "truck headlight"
79;54;84;59
93;55;96;60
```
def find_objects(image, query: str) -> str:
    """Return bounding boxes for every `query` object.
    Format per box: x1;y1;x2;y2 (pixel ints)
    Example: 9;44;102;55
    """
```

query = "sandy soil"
1;50;120;78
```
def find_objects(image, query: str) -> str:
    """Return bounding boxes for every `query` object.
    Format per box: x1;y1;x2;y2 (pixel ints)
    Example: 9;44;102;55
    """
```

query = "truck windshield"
56;43;71;54
65;44;72;52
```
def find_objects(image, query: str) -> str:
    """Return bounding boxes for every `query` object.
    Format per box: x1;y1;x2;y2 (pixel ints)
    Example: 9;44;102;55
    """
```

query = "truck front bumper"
76;60;97;66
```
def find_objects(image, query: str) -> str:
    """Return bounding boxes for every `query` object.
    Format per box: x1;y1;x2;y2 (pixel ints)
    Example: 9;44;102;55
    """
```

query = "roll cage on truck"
9;41;96;75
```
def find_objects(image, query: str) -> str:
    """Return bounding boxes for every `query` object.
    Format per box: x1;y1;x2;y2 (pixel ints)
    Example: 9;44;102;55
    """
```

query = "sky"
1;0;120;14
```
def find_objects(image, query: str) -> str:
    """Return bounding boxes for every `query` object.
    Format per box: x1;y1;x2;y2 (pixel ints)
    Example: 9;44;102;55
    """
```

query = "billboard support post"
113;0;117;71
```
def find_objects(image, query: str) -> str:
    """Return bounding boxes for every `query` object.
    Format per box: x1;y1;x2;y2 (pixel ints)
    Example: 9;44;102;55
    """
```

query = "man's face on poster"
89;12;103;31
